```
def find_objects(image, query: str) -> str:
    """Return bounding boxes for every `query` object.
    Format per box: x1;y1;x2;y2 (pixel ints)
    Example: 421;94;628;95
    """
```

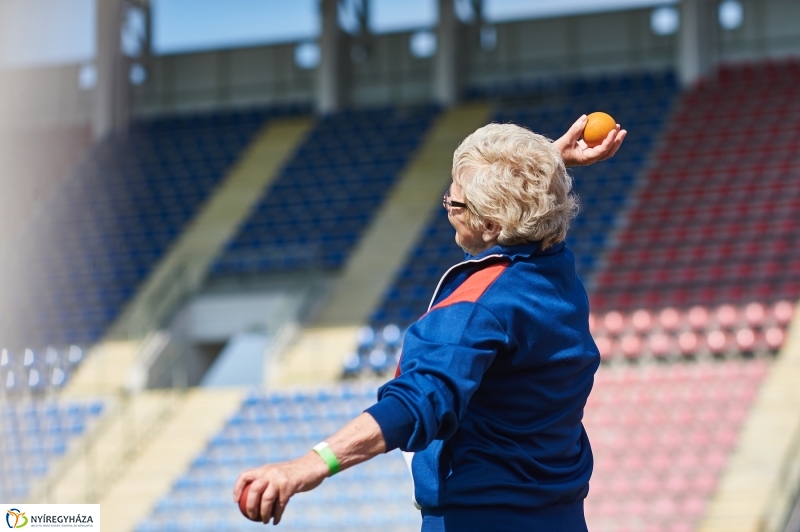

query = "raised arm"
553;114;627;167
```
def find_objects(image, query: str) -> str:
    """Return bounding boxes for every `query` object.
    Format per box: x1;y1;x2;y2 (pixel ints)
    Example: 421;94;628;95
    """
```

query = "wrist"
303;450;332;480
311;441;341;476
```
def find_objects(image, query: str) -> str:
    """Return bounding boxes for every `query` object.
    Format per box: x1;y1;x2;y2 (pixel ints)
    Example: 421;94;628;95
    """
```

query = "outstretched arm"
553;115;627;167
233;412;386;525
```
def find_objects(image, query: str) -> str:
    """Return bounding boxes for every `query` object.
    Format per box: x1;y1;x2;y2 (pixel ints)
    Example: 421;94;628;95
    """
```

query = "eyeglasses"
442;189;469;211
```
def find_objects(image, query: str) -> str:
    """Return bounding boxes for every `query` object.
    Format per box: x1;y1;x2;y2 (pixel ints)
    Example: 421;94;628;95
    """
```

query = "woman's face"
446;180;494;255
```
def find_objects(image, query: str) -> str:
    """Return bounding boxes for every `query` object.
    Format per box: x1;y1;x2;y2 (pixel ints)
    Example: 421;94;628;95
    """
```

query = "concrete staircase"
96;388;244;532
698;301;800;532
271;103;491;386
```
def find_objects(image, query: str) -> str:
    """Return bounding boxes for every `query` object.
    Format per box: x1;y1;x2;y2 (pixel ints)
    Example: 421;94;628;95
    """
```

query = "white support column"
94;0;129;141
317;0;349;114
435;0;461;107
678;0;718;87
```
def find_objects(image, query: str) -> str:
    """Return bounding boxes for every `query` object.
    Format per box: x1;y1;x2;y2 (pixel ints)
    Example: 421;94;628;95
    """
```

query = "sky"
151;0;320;55
0;0;682;67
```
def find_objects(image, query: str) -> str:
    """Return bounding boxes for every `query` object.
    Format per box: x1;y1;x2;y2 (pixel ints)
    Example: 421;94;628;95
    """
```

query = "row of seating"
0;399;104;501
212;105;439;276
0;346;85;397
345;301;792;377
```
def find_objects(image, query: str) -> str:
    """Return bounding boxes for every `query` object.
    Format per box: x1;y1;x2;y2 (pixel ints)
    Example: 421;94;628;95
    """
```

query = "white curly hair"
452;123;578;250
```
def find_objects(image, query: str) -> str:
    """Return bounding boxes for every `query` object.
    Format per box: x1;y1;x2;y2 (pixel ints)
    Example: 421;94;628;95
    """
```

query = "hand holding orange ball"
553;113;626;167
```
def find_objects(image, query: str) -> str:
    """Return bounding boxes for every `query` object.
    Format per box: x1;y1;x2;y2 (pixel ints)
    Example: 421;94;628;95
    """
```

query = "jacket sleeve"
365;301;508;452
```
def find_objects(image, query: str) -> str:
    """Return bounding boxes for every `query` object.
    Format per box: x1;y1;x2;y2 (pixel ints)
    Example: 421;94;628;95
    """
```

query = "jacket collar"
464;240;565;262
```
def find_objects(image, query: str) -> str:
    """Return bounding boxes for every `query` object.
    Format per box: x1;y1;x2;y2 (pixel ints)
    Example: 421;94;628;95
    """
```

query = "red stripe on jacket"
394;261;509;378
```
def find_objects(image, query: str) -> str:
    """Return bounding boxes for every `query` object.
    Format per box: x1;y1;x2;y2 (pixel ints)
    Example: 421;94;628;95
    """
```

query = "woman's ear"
482;220;502;242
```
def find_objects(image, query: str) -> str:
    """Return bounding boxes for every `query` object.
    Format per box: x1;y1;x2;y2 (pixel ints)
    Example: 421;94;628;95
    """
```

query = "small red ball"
238;482;260;521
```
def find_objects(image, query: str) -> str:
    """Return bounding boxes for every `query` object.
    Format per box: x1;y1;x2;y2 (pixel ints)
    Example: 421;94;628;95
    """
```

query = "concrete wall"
718;0;800;61
0;64;92;130
128;2;800;116
350;31;435;107
130;43;316;117
468;9;677;87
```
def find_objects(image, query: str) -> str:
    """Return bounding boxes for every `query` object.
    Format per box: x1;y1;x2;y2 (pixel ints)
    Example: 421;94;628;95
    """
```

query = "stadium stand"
363;71;678;356
212;105;439;276
0;398;103;501
12;60;800;532
591;60;800;312
584;359;769;532
0;106;302;351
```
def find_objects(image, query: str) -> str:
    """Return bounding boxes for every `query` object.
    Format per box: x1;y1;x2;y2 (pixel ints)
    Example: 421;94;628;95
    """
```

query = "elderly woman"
234;116;625;531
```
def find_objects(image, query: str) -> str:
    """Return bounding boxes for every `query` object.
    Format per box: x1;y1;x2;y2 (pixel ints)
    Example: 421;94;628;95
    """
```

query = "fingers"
553;115;588;165
273;494;290;525
567;115;588;142
582;125;621;163
260;482;278;524
233;470;256;503
247;478;266;521
597;125;620;152
599;128;627;161
238;472;291;525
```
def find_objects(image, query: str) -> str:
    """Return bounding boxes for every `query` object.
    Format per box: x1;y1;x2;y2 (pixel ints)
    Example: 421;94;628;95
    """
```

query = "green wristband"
312;441;341;476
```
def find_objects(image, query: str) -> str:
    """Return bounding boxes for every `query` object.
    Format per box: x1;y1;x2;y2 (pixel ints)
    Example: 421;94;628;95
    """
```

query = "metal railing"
28;387;187;504
124;255;208;341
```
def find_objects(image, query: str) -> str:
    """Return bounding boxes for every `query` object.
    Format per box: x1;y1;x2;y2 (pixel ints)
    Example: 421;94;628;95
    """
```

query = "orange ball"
583;112;617;148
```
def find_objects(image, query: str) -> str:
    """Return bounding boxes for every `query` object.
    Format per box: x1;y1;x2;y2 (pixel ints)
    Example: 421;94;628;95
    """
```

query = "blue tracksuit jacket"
365;241;599;531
